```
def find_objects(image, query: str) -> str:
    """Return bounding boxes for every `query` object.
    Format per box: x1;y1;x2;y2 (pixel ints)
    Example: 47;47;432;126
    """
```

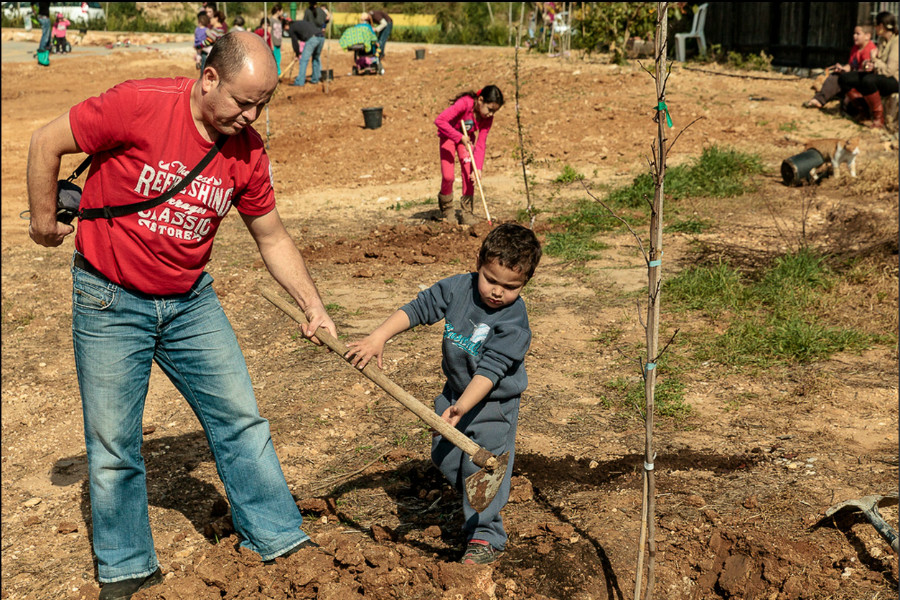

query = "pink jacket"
52;18;71;38
434;95;493;170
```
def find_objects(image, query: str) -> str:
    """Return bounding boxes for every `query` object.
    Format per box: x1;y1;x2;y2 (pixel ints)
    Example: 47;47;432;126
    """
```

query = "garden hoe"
825;492;899;554
259;285;508;512
459;120;492;225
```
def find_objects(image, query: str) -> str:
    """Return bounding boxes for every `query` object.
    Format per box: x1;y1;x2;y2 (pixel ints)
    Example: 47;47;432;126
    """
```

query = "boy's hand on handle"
345;335;385;370
440;405;463;428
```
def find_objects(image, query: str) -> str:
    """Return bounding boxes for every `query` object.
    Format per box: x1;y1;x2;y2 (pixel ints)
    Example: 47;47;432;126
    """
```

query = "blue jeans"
294;35;324;85
71;255;307;583
376;23;392;58
38;15;51;52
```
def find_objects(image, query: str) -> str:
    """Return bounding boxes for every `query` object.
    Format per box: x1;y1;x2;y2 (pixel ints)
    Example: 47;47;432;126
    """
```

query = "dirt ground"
2;31;899;600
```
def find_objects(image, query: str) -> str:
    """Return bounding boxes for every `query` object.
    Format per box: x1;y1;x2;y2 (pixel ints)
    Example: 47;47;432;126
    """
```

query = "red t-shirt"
848;40;877;70
70;77;275;295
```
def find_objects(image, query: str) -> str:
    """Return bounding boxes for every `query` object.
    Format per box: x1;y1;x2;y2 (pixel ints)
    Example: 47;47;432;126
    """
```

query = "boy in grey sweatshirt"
345;223;542;564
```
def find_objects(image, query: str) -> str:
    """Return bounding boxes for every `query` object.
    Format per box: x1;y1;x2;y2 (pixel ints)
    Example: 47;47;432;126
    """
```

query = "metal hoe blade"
465;452;510;513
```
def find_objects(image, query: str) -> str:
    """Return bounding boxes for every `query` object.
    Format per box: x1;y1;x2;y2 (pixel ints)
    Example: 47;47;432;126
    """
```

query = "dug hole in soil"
1;33;898;600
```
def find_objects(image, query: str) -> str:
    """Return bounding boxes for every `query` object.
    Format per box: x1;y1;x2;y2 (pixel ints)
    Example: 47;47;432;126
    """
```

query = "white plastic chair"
675;3;709;62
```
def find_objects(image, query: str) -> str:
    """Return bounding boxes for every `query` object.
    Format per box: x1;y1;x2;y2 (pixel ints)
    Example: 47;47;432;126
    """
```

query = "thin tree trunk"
513;25;533;225
487;2;494;25
635;4;668;600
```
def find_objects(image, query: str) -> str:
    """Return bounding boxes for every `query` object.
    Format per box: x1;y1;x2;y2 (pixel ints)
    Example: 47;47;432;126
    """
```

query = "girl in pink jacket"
434;86;504;224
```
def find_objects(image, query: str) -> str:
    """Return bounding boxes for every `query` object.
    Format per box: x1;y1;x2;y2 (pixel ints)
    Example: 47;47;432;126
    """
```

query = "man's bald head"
205;31;278;87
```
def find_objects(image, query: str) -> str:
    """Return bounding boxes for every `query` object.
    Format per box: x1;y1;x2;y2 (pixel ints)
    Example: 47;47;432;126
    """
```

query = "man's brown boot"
437;193;455;222
459;195;478;225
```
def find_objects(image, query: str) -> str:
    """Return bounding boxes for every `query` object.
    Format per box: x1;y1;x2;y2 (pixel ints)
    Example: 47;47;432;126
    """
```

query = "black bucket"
781;148;825;186
323;69;334;81
362;107;383;129
415;49;426;60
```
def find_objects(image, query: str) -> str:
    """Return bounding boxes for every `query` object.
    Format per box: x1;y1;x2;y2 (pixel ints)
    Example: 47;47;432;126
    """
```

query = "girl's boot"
459;195;478;225
862;91;885;128
437;193;455;222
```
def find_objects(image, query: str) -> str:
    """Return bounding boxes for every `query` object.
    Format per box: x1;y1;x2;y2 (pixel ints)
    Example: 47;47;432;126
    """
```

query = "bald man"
27;31;334;600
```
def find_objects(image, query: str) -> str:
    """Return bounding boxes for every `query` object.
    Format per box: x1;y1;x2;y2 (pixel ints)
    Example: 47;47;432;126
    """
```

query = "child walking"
345;224;542;564
434;86;504;225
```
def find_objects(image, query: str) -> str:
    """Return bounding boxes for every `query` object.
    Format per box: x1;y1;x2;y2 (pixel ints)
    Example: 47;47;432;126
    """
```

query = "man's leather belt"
73;253;106;279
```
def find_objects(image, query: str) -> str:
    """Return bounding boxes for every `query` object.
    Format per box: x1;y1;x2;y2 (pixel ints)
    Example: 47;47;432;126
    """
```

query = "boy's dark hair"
478;223;542;280
859;24;874;35
197;12;210;26
233;15;245;27
450;85;505;108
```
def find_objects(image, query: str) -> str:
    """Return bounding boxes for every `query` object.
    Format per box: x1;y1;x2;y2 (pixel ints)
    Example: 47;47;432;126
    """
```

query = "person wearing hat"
362;10;392;59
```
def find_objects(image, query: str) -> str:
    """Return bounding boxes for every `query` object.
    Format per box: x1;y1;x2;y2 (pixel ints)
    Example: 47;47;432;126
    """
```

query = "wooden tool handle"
259;285;497;468
459;120;493;224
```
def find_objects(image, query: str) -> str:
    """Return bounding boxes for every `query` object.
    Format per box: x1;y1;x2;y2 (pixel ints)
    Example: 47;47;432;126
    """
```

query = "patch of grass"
391;197;434;211
706;317;872;365
665;216;713;234
604;375;692;420
554;164;586;184
544;231;609;261
669;249;877;365
605;145;764;209
552;198;635;233
778;120;799;132
666;259;745;315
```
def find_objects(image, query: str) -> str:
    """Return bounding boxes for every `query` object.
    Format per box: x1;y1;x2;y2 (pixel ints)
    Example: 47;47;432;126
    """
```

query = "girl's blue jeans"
71;254;307;583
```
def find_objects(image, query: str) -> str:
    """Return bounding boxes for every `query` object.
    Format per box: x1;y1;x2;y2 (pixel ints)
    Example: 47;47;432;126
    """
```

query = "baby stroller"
339;24;384;76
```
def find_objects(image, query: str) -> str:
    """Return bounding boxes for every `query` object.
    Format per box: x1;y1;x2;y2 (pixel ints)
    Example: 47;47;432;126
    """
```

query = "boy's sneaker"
460;539;501;565
99;568;163;600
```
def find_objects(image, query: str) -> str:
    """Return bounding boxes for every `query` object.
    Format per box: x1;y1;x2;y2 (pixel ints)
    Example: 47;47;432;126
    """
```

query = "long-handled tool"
279;55;297;83
825;492;899;553
259;285;508;512
459;120;493;225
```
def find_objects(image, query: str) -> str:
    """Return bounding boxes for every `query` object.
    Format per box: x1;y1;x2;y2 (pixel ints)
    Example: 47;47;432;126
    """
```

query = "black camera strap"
77;135;229;221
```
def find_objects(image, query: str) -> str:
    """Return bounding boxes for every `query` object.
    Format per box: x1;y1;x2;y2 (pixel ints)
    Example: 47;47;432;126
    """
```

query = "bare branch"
580;180;649;263
651;328;680;364
665;116;705;155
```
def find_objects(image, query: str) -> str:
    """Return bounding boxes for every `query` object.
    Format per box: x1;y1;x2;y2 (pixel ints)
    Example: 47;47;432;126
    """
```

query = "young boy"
345;223;542;564
805;24;878;108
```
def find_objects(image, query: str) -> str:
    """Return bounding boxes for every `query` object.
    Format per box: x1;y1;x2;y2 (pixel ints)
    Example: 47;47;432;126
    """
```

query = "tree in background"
575;2;685;63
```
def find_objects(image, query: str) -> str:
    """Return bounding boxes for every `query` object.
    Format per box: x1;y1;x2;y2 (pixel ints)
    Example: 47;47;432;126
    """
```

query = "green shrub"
554;164;586;184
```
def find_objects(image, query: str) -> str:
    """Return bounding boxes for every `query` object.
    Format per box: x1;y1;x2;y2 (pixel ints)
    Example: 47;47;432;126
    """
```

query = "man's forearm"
259;236;326;313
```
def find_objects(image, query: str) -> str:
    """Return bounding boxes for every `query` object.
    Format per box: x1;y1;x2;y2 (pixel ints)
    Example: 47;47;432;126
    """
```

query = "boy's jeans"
71;255;307;583
431;385;519;551
294;35;324;85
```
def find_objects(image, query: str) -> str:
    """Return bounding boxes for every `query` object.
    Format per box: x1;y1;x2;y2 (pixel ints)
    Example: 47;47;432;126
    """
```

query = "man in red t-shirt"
27;32;335;600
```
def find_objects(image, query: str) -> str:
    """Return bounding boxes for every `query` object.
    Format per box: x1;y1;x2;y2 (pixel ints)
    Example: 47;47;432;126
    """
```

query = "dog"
805;137;860;181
